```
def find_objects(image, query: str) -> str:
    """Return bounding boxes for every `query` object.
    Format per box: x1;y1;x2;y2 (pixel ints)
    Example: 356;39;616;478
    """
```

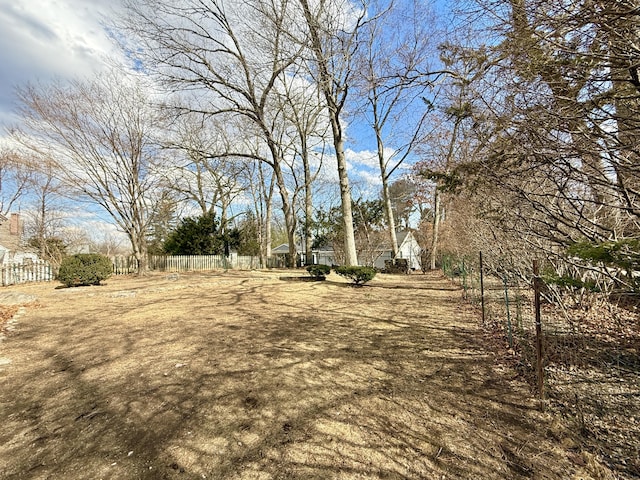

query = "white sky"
0;0;124;126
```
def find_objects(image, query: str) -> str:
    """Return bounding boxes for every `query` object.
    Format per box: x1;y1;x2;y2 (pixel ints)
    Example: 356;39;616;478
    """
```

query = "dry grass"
472;278;639;479
0;270;613;479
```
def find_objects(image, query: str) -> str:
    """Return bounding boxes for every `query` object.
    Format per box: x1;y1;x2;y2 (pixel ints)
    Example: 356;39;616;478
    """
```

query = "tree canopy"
163;211;225;256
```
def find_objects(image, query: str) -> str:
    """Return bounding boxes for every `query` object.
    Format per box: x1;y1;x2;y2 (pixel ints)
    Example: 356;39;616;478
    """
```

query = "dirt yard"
0;270;615;479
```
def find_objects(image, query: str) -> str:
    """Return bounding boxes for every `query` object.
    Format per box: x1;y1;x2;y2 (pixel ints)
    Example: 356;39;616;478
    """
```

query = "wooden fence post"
533;260;545;409
503;275;513;349
479;252;485;325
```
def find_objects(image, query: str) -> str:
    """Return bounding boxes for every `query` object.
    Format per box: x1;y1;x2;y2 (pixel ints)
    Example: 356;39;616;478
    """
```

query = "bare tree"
21;154;69;266
90;229;129;257
296;0;367;265
415;114;466;270
121;0;311;267
164;113;251;231
387;179;417;230
244;159;276;265
411;38;486;270
11;71;163;274
275;66;330;264
356;0;436;259
0;146;32;216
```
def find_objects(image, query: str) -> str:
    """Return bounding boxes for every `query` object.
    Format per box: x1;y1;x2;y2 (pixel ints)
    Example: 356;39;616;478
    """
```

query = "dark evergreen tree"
163;211;224;255
235;212;261;256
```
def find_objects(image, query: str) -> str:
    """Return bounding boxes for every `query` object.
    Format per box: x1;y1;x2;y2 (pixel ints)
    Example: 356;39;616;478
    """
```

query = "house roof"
312;231;417;253
378;230;416;251
272;243;290;254
396;231;410;246
272;243;304;254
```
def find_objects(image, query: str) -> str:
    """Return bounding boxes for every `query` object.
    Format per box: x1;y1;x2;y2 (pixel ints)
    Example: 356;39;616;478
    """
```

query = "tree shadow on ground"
0;272;604;479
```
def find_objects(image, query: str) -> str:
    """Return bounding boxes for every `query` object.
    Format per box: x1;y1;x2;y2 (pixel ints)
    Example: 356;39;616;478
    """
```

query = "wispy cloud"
345;148;378;169
0;0;125;126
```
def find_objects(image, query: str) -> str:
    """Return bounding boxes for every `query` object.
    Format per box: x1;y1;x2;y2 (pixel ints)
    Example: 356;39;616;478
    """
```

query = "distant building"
0;213;39;265
364;231;422;271
271;243;304;267
311;230;422;270
0;213;52;285
0;213;22;254
313;244;336;266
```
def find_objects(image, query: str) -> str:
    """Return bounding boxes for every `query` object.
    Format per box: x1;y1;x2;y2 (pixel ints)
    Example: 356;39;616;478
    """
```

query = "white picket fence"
149;254;264;272
112;254;286;274
0;254;286;288
1;260;53;286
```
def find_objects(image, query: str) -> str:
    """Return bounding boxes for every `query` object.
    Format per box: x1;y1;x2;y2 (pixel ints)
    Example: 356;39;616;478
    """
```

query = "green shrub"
306;264;331;279
334;265;376;285
58;254;113;287
568;239;640;272
543;273;600;292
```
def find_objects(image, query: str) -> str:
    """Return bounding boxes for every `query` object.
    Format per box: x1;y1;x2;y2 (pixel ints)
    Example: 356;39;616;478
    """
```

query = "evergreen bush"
334;266;376;285
58;253;113;287
306;264;331;279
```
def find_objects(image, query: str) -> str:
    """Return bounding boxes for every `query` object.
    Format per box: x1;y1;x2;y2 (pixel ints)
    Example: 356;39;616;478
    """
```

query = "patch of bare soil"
0;271;614;479
0;305;19;333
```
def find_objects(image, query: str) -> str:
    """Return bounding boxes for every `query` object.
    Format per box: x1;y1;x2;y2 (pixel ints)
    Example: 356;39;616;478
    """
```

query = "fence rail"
111;254;286;275
1;261;53;286
149;255;264;272
0;254;287;287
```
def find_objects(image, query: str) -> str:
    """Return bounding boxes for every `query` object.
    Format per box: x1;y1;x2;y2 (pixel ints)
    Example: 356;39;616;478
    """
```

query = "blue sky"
0;1;129;245
0;0;447;229
0;1;382;194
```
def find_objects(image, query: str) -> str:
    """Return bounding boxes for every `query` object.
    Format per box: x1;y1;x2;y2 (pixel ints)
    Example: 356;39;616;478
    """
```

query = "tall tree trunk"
303;150;314;265
256;162;274;265
129;229;149;276
430;188;441;270
382;179;399;258
298;0;359;266
377;133;399;259
38;194;47;260
265;179;274;260
334;131;359;266
270;150;298;268
137;245;149;275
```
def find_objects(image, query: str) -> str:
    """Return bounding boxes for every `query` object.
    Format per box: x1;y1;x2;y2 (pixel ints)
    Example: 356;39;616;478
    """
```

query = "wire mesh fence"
441;252;640;477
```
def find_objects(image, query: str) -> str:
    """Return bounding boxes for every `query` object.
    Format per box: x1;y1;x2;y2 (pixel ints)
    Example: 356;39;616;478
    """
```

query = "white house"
313;244;336;267
370;231;422;271
311;231;422;270
0;213;53;285
271;243;305;267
